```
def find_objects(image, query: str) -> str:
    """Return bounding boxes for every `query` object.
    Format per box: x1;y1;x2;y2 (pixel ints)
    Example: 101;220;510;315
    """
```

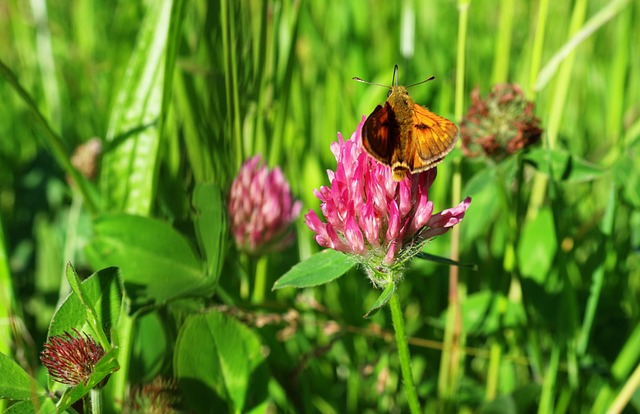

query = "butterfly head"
387;86;414;112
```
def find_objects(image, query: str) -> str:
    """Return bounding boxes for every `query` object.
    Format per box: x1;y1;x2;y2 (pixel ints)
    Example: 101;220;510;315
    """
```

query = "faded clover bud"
70;138;102;180
461;84;542;161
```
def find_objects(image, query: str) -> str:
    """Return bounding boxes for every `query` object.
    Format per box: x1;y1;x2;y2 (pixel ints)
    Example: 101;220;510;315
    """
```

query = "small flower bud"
40;329;105;386
228;156;301;255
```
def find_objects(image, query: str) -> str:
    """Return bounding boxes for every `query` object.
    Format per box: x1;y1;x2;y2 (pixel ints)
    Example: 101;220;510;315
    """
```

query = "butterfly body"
358;67;458;181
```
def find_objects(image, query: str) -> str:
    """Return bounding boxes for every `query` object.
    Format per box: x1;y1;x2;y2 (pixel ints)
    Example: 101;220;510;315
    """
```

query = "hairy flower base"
40;329;105;386
306;117;471;287
125;377;180;413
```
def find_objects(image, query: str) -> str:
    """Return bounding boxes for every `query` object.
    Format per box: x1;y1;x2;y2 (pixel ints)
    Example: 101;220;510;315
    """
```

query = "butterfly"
354;65;458;181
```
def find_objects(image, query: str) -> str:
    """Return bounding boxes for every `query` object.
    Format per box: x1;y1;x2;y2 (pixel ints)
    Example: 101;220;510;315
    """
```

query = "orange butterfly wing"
406;104;458;172
362;103;399;166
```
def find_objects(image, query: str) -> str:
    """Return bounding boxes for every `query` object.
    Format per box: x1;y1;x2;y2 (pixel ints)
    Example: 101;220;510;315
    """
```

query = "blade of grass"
99;1;179;410
102;0;175;215
591;321;640;412
220;0;243;169
526;0;588;222
607;361;640;414
268;0;301;168
577;183;616;356
0;214;15;356
28;0;61;129
439;0;469;401
535;0;631;92
603;4;632;164
491;0;514;84
538;345;560;414
0;60;99;214
527;0;549;97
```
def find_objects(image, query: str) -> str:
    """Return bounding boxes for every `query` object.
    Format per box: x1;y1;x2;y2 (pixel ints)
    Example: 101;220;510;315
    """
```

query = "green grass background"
0;0;639;412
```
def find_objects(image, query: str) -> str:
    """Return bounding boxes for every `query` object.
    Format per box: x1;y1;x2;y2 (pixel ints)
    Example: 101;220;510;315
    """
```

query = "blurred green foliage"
0;0;638;412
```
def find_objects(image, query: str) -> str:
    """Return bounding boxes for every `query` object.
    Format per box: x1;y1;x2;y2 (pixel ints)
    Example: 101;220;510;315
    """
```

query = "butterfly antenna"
352;77;391;89
407;75;436;89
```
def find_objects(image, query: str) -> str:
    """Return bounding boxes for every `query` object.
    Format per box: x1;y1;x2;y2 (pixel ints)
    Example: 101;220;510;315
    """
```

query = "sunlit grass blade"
0;214;14;356
591;321;640;412
102;0;175;215
535;0;631;92
438;0;470;402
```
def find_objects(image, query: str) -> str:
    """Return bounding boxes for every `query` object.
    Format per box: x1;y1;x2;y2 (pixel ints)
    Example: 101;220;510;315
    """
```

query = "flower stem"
87;388;102;414
239;253;251;300
251;255;269;303
0;214;15;356
104;311;133;412
389;291;421;414
438;0;470;401
0;212;14;414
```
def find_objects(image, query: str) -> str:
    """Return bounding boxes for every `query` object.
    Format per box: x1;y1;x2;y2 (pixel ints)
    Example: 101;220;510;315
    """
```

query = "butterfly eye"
387;90;392;97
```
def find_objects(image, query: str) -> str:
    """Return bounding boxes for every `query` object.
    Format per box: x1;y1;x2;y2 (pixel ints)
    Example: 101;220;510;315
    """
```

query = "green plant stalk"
535;0;631;93
104;312;134;412
567;340;579;390
491;0;513;84
58;191;84;306
220;0;243;169
591;321;640;413
268;0;301;168
500;156;523;283
438;0;470;400
0;214;14;413
489;158;526;399
526;0;587;221
454;1;470;121
0;214;14;356
527;0;549;97
439;161;465;400
607;362;640;414
87;388;102;414
0;60;99;214
538;344;560;414
578;184;615;355
228;2;242;165
556;384;573;413
251;255;269;304
389;291;421;414
522;0;550;234
604;3;631;164
30;0;62;130
239;253;251;300
250;0;271;161
486;339;501;400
